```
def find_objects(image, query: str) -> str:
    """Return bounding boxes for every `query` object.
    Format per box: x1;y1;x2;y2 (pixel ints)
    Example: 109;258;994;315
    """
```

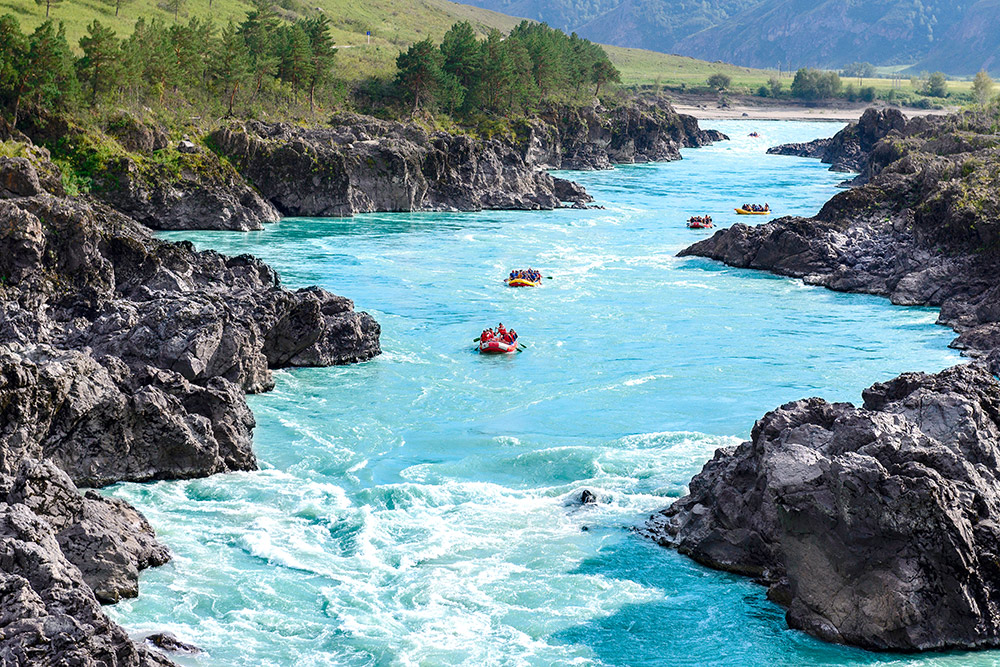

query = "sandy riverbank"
672;98;958;122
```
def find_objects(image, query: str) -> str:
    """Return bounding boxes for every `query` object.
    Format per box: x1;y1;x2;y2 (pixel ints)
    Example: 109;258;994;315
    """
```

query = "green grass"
3;0;975;100
603;44;974;102
2;0;523;81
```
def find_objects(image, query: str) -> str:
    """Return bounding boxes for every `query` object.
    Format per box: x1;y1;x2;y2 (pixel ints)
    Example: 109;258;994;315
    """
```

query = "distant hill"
460;0;998;74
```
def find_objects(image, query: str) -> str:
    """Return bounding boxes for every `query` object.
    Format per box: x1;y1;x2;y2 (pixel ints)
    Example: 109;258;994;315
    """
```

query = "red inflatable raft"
479;339;518;354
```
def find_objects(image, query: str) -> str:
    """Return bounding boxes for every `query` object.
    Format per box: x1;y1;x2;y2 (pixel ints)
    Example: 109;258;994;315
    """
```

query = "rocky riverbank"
0;94;721;663
767;107;906;178
0;134;380;662
647;106;1000;651
207;100;724;219
16;100;724;228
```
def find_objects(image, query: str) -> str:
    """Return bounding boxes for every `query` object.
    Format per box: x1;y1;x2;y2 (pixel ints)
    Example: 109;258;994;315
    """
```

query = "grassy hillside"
0;0;524;79
605;45;974;102
1;0;975;101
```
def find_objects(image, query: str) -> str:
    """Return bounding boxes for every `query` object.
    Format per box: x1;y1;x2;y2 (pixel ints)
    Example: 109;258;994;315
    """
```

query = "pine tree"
122;18;177;103
277;22;313;102
591;59;619;97
395;38;442;114
0;15;28;124
77;20;121;105
440;21;480;110
25;20;78;116
477;29;508;112
302;16;335;114
103;0;135;18
239;5;280;104
163;0;185;23
211;20;251;116
502;36;536;112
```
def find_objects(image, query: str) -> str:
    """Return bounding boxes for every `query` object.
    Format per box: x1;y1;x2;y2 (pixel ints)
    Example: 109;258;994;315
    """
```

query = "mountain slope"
461;0;992;73
675;0;971;69
574;0;755;54
916;0;1000;73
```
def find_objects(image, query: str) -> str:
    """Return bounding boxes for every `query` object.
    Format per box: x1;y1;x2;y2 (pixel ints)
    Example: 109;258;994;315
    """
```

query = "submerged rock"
647;363;1000;651
144;632;201;654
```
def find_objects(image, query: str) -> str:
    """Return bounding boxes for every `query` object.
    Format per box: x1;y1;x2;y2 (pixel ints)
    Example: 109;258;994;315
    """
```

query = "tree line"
0;8;621;129
393;21;620;116
0;1;338;126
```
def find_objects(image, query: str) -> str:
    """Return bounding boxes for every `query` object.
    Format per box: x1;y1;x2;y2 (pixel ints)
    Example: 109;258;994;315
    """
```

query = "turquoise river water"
105;121;994;666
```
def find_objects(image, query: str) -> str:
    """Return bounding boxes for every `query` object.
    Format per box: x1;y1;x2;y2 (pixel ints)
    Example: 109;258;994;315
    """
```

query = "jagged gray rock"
209;116;568;217
667;106;1000;652
767;107;907;175
647;363;1000;651
684;108;1000;359
0;125;380;666
4;459;169;604
522;100;728;170
0;490;173;666
208;101;724;218
0;169;379;485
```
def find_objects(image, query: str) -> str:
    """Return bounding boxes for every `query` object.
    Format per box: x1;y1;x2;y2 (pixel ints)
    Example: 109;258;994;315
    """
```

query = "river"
106;120;980;666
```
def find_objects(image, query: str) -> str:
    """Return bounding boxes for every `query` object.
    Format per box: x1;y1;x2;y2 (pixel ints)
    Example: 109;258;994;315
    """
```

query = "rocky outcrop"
646;363;1000;651
664;106;1000;651
767;107;907;175
16;112;279;232
521;100;728;170
209;116;569;217
93;147;280;232
0;167;379;485
4;459;169;604
684;108;1000;358
0;461;174;666
0;141;381;663
208;101;724;218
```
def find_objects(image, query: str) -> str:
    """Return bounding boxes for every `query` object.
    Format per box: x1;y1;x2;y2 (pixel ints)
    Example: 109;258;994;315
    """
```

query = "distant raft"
479;339;518;354
505;277;541;287
735;207;770;215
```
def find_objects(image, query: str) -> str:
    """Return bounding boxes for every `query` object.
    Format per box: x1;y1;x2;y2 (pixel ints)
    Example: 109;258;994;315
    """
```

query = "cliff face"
0;137;381;663
767;107;907;176
208;116;567;218
207;101;724;219
520;100;728;170
14;114;279;232
652;107;1000;651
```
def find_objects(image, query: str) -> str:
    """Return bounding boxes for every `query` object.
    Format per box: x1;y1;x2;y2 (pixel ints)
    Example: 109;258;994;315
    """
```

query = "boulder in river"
646;363;1000;651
